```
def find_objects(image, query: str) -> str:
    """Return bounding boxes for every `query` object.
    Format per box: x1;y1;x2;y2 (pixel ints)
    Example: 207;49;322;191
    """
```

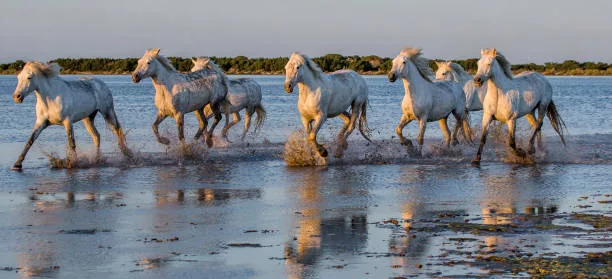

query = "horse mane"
483;48;513;80
147;49;177;72
192;57;229;85
292;52;323;80
27;61;61;77
399;47;433;82
449;62;467;75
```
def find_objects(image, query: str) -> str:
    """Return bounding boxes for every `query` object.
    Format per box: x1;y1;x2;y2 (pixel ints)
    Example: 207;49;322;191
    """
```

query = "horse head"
284;53;307;93
474;48;497;87
132;48;161;83
13;62;60;103
190;56;212;72
388;47;432;83
435;61;454;81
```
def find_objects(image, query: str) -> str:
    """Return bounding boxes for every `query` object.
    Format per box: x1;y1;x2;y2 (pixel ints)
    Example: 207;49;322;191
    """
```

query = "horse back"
69;78;114;110
328;70;368;97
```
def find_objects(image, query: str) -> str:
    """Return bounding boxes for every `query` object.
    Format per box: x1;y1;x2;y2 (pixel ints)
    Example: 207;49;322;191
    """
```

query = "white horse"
387;48;470;154
284;52;371;158
471;48;566;165
190;57;266;141
435;61;542;143
11;62;130;170
131;49;228;147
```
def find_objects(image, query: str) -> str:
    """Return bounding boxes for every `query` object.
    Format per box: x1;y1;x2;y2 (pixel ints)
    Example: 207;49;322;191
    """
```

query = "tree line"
1;54;611;76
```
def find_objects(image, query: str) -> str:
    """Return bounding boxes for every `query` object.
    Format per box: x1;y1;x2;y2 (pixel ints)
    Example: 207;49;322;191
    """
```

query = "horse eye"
27;76;32;80
147;62;151;65
402;61;406;64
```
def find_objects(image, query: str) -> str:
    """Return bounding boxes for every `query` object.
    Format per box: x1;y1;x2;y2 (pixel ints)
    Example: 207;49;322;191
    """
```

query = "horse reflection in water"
284;168;368;278
479;166;557;252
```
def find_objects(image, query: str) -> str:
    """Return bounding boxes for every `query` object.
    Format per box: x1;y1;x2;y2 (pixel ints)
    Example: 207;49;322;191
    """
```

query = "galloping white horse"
132;49;228;147
284;52;371;158
190;57;266;140
11;62;130;170
435;61;542;143
387;48;470;154
471;48;566;164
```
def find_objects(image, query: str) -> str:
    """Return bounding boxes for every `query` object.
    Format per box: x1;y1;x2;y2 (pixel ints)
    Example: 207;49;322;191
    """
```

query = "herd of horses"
9;47;566;170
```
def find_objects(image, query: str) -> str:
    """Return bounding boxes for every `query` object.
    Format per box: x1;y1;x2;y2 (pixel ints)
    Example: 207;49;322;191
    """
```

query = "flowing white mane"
26;61;61;77
399;47;433;82
483;48;513;80
291;52;323;80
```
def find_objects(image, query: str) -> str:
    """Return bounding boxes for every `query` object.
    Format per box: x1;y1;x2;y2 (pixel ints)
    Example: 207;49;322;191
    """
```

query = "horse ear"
492;49;497;56
192;58;197;64
480;49;485;55
152;48;161;55
435;61;442;67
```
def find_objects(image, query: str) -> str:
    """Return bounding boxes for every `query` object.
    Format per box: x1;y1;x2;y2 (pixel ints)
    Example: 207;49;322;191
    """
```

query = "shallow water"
0;75;610;278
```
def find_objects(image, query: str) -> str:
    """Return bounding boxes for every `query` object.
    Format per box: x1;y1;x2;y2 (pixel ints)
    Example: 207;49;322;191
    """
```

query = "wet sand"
0;134;610;278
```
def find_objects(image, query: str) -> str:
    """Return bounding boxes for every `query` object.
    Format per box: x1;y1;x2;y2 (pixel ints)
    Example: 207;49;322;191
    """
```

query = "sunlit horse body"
284;52;371;158
11;62;130;170
132;49;228;147
471;48;566;164
435;61;541;142
387;48;470;154
191;57;266;140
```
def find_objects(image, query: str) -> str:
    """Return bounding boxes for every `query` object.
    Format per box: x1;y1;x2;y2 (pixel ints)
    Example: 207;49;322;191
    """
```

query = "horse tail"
546;101;567;145
254;104;267;132
358;101;372;142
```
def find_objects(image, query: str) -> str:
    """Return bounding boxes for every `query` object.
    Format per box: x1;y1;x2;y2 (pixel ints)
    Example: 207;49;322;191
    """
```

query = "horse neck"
488;63;513;92
151;65;180;88
297;69;325;95
34;76;62;100
401;64;428;98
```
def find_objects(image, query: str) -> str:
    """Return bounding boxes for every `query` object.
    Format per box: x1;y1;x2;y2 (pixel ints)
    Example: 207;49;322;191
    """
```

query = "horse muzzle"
13;93;24;104
473;76;483;87
388;73;397;82
132;74;141;83
284;83;293;93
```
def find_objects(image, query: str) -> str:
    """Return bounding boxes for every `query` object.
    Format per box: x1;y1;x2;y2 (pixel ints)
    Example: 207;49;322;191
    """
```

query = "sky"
1;0;611;64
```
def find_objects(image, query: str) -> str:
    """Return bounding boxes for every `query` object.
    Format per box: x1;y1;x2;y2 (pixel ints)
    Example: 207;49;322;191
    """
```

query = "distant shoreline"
1;55;610;76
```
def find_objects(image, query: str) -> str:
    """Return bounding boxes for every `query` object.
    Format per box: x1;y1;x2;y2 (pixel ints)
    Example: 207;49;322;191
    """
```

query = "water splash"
283;130;327;167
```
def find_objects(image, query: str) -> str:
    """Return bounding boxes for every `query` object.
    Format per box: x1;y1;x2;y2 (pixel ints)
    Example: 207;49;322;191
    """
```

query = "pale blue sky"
1;0;610;63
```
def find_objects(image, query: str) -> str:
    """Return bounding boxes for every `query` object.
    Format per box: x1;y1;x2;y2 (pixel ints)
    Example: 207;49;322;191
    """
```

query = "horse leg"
223;112;241;140
206;103;223;148
101;108;131;158
82;113;101;161
301;116;313;134
439;118;452;148
507;119;525;157
472;113;493;165
452;109;469;144
193;109;208;140
175;113;185;146
396;114;414;147
242;110;252;141
416;119;427;155
528;108;546;155
63;119;77;167
12;120;48;170
152;113;170;145
525;112;542;148
335;112;351;157
309;114;328;158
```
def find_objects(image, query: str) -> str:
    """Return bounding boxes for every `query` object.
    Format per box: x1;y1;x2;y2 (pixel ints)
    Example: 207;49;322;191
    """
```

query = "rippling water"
0;75;610;278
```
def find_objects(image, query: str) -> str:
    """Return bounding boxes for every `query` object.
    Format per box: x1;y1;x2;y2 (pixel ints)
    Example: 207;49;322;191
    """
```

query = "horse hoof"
206;137;214;148
471;160;481;166
515;148;527;157
11;164;22;171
